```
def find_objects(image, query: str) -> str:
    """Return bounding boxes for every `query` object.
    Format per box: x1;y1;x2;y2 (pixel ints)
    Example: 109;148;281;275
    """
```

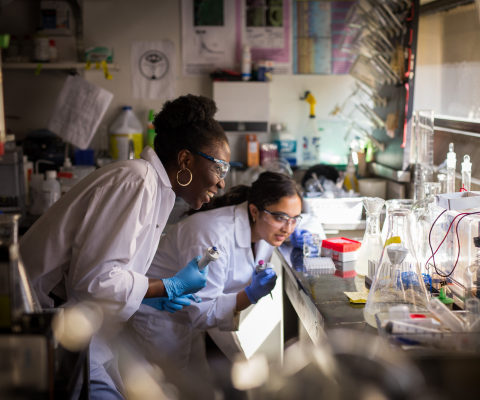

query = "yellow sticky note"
344;291;369;304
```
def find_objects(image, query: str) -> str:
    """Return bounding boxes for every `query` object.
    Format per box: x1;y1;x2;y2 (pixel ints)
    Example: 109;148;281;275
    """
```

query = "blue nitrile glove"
141;294;201;313
245;269;277;304
162;256;209;300
290;229;312;249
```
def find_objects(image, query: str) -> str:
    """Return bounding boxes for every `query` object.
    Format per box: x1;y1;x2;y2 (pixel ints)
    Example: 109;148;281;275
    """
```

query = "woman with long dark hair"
20;95;231;399
127;172;302;377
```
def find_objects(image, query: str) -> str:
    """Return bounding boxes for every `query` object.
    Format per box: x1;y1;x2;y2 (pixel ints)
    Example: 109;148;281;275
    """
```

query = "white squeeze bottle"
110;106;144;161
301;92;320;166
42;170;61;212
242;45;252;81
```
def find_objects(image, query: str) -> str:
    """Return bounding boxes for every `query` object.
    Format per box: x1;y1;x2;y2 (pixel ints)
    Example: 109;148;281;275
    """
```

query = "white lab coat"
127;201;274;372
20;147;175;375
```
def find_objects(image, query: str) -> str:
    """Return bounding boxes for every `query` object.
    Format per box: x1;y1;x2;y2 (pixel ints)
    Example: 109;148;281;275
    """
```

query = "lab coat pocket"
143;316;193;371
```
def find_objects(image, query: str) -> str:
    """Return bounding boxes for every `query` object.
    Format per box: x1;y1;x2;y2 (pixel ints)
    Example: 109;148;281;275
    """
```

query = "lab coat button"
156;224;159;228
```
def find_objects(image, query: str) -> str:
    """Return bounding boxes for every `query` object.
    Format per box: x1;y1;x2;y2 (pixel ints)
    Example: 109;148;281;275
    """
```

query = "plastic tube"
466;297;480;329
462;154;472;192
427;298;465;332
198;246;220;271
446;143;456;193
255;260;267;273
385;320;442;334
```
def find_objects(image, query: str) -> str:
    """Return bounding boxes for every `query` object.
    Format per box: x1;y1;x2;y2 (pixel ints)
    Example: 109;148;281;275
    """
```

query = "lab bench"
276;243;377;347
277;243;480;398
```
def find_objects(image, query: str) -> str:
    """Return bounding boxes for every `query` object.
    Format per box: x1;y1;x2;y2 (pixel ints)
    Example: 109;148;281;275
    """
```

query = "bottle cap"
258;260;265;265
212;246;217;252
64;157;72;168
49;39;55;46
446;143;456;168
462;154;472;172
46;170;57;179
123;106;132;110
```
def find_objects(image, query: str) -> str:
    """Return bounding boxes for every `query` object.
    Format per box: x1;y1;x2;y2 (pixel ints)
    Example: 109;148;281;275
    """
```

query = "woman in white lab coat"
127;171;302;376
19;95;231;399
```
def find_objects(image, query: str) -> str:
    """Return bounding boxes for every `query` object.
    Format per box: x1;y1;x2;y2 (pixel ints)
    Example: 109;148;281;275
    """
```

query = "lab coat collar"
234;202;251;248
140;146;172;188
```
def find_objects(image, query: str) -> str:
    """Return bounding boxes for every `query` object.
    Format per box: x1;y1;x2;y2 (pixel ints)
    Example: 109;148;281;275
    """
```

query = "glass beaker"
412;182;442;275
364;209;429;328
381;199;414;243
355;197;385;276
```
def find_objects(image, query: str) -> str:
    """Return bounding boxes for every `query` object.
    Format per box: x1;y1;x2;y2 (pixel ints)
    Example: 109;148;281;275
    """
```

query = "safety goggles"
262;209;302;230
197;151;231;180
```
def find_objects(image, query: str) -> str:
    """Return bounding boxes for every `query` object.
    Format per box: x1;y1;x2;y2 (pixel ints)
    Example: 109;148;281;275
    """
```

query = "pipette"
446;143;456;193
462;154;472;192
198;246;220;271
255;260;273;299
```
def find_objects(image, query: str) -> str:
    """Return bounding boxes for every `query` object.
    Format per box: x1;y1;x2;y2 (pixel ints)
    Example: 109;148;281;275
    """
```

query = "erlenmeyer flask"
355;197;385;276
0;214;42;332
381;199;414;243
364;209;429;328
413;182;442;274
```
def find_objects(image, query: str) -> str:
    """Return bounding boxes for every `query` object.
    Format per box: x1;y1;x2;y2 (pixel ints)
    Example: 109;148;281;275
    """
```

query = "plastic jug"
110;106;144;161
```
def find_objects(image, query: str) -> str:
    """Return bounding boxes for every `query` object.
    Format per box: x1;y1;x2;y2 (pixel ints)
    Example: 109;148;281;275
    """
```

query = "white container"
272;123;298;166
33;30;49;62
42;170;61;212
358;178;387;199
110;107;144;161
303;197;363;224
58;158;95;194
241;44;251;81
29;173;45;216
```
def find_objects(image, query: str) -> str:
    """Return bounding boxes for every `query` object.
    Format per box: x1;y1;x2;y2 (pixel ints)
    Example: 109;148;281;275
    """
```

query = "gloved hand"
245;268;277;304
141;294;201;313
162;256;209;300
290;229;312;249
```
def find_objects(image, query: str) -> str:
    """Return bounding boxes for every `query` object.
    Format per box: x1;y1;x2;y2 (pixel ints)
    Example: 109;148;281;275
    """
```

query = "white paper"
182;0;236;76
237;0;292;75
131;40;176;99
47;75;113;149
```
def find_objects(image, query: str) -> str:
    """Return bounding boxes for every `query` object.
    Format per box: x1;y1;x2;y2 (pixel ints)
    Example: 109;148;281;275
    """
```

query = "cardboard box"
435;191;480;210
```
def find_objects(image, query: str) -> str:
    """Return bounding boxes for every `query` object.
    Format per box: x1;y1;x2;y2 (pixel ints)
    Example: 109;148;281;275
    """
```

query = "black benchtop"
277;243;377;334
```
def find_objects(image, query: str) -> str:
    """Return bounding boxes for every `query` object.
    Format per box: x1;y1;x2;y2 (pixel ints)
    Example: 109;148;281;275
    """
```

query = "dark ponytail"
187;172;301;216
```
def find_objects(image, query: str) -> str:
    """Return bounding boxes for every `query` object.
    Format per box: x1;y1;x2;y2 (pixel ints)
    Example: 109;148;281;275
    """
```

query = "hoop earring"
177;168;193;186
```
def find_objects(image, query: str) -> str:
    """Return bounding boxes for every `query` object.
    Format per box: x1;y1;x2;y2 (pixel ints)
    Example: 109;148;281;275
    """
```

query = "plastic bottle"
48;39;58;62
23;156;33;206
446;143;456;193
272;123;298;166
242;45;251;81
301;92;320;166
147;109;156;149
42;170;61;212
246;134;260;167
110;107;144;161
462;154;472;192
29;173;45;216
32;29;49;62
198;247;220;270
344;152;358;192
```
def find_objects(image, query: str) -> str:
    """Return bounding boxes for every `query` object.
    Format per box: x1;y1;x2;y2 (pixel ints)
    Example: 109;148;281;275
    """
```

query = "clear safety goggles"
262;209;302;230
197;151;231;180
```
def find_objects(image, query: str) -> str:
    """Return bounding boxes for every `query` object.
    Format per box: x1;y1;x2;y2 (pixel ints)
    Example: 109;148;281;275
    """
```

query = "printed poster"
131;41;176;99
236;0;292;75
293;0;355;75
182;0;237;76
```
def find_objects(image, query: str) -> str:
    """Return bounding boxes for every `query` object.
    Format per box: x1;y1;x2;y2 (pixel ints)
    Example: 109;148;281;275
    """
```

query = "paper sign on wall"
47;75;113;149
182;0;236;76
131;40;176;99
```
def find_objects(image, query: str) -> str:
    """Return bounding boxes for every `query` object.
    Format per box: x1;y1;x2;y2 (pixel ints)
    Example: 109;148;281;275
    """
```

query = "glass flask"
381;199;414;243
355;197;385;276
412;182;442;275
0;214;42;332
364;209;429;328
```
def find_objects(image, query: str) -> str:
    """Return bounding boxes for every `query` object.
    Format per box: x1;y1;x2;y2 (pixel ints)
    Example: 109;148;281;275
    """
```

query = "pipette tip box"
321;237;361;262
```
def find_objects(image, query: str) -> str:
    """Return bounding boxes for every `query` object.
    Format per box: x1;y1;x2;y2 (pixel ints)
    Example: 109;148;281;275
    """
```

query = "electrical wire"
426;209;480;278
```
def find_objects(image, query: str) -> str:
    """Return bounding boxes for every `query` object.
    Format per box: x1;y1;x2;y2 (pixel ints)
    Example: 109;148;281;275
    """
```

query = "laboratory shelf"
2;62;119;71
